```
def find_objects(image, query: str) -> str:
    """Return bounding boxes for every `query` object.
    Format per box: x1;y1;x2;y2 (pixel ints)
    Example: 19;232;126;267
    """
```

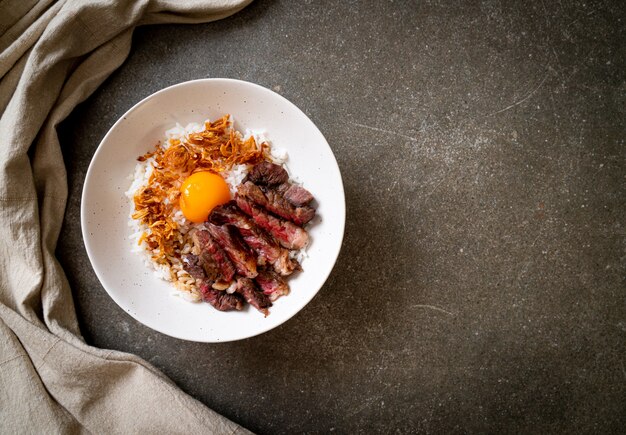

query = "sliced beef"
237;180;268;205
235;277;272;315
235;195;309;250
181;254;206;280
199;252;223;282
246;161;288;186
209;201;279;262
191;230;235;281
261;185;315;224
277;183;315;207
185;240;220;282
238;181;315;226
255;269;290;302
272;250;301;276
209;202;300;275
248;161;315;207
199;282;244;311
183;250;243;311
205;222;258;278
183;252;232;290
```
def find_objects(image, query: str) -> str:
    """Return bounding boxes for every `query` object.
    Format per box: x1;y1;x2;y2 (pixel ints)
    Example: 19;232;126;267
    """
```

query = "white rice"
126;119;306;302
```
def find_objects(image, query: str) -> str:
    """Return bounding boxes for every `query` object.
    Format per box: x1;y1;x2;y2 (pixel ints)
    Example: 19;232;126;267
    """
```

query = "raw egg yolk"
179;172;230;223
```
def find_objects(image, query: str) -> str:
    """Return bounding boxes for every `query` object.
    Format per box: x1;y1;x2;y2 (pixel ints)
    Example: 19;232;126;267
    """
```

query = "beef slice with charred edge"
205;222;258;278
248;161;315;207
209;202;300;276
238;181;315;226
255;269;290;302
276;183;315;207
235;277;272;315
199;282;244;311
235;195;309;250
181;254;206;280
246;161;288;186
191;230;235;281
272;250;301;276
184;248;220;282
260;185;315;225
209;201;279;261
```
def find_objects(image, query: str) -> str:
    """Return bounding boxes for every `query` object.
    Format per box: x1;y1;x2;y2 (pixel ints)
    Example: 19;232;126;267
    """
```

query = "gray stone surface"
57;1;625;433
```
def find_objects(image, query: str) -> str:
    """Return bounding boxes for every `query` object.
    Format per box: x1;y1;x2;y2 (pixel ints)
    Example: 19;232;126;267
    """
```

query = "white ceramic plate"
81;78;345;342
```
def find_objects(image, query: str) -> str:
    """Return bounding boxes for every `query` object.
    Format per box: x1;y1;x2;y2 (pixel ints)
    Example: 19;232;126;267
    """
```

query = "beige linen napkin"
0;1;253;433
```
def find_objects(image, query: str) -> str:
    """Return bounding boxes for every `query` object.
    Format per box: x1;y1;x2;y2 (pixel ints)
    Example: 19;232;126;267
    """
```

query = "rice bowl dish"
125;115;314;314
81;78;344;341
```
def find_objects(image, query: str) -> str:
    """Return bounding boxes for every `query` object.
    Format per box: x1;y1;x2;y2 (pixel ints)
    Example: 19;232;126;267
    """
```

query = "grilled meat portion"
191;230;235;281
272;250;301;276
200;282;244;311
255;269;290;301
238;181;315;226
182;254;206;280
235;195;309;250
209;201;279;261
248;161;314;207
209;202;300;276
276;183;315;207
205;222;258;278
183;163;317;314
246;161;288;186
235;277;272;315
260;184;315;224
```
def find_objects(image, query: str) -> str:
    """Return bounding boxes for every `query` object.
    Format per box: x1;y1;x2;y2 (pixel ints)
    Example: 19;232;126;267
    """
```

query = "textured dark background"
57;1;625;433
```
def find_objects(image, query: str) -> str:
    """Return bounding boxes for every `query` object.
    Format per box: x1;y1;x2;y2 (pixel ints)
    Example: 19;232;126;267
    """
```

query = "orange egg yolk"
179;172;231;223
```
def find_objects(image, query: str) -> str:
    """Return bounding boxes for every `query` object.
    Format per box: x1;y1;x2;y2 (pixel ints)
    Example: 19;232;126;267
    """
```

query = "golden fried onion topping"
132;115;270;271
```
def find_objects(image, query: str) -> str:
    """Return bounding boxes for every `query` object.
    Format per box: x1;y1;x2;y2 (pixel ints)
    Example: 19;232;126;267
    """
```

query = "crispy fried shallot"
132;115;270;274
